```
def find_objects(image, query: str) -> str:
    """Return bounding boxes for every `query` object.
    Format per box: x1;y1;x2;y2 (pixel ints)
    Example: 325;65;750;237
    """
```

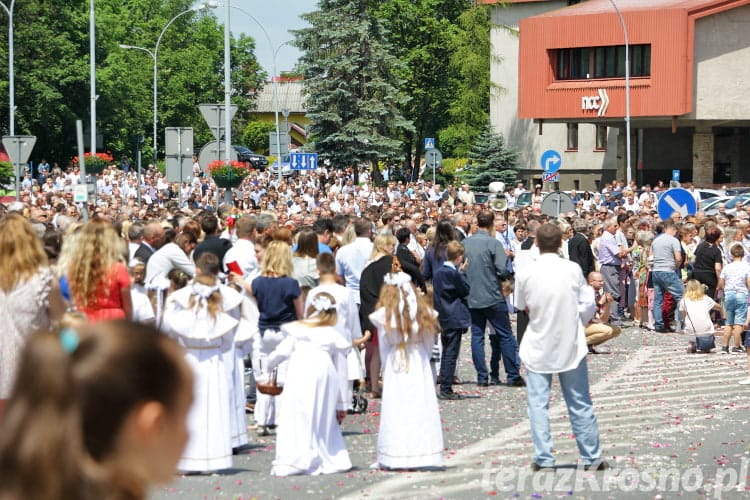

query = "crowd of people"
2;156;750;496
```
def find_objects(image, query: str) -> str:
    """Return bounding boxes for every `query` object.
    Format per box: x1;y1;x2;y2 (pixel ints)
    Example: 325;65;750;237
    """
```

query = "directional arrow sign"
540;149;561;173
290;153;319;171
657;187;697;220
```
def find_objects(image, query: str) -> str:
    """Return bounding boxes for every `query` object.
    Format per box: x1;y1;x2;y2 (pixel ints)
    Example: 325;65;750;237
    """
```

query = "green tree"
241;120;275;154
294;0;413;176
439;3;493;158
461;122;519;191
0;0;265;165
374;0;469;168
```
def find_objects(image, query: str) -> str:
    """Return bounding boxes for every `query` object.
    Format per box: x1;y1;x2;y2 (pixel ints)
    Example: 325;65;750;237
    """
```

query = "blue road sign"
424;137;435;150
540;149;562;173
657;187;697;220
289;153;318;170
672;170;680;182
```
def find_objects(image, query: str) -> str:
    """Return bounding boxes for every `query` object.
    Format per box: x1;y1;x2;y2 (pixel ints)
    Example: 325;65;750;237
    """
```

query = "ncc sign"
581;89;610;117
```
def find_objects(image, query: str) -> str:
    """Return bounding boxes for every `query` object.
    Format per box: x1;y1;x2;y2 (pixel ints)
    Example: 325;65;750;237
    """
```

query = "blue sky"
213;0;316;76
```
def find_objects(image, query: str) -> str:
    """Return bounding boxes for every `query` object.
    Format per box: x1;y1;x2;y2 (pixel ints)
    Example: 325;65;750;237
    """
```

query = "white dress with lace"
0;267;55;398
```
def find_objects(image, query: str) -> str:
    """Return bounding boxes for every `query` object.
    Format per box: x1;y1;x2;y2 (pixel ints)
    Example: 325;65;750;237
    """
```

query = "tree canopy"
293;0;414;172
461;122;520;191
0;0;265;165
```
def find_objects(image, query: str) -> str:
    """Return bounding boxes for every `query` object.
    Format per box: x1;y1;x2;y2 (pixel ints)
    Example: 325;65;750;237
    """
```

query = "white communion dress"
369;307;444;469
266;321;353;476
162;283;253;472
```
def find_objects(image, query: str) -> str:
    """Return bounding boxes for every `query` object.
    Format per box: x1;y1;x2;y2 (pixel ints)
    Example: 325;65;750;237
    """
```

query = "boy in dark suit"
432;240;471;399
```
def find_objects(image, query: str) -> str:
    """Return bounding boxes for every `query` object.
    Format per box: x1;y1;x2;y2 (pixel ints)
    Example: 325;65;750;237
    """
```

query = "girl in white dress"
266;292;353;476
161;253;253;473
369;267;444;470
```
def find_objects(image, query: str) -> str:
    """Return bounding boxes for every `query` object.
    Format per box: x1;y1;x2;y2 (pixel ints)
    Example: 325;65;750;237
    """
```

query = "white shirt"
335;237;374;304
131;284;156;324
515;253;596;373
145;242;196;284
223;238;258;277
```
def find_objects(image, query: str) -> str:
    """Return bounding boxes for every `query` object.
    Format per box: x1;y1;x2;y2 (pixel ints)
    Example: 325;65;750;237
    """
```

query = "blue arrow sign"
657;187;697;220
290;153;319;170
540;149;561;173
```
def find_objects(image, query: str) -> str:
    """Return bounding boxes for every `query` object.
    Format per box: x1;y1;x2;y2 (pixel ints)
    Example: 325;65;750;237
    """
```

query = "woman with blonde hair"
369;261;443;469
680;280;721;353
234;239;303;436
0;213;66;409
67;218;132;322
266;292;352;476
359;233;397;398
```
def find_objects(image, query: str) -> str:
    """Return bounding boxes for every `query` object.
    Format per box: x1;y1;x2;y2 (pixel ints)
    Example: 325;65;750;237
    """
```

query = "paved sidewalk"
151;326;750;499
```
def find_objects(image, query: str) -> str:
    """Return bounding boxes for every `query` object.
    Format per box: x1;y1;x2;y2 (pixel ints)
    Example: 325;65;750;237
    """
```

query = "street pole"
90;0;96;161
119;3;215;171
0;1;15;135
220;3;292;185
609;0;631;185
223;0;231;165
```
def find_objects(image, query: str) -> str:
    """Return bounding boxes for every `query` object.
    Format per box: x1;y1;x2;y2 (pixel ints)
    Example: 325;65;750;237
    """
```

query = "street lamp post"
120;3;215;168
215;3;293;183
609;0;632;185
0;0;15;136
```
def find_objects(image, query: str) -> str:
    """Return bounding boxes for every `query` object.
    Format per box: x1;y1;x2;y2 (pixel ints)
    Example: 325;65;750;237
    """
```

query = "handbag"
255;367;283;396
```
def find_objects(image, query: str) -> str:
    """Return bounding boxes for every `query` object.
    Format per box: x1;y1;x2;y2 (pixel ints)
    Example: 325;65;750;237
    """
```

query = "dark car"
234;146;268;171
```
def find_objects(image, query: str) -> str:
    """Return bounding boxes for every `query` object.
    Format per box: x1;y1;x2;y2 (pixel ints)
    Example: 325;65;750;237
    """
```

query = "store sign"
581;89;609;117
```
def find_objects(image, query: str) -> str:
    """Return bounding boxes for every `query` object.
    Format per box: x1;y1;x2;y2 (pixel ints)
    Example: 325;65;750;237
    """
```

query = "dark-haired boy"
432;240;471;399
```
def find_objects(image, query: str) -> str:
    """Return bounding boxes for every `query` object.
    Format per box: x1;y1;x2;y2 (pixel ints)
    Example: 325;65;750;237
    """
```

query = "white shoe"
738;378;750;385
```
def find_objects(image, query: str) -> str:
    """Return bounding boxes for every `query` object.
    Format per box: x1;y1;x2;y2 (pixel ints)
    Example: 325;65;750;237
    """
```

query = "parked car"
702;196;731;215
269;154;293;177
724;187;750;197
719;193;750;215
233;145;268;171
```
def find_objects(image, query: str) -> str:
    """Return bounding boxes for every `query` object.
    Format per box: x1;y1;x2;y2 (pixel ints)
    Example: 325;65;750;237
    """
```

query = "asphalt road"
151;323;750;499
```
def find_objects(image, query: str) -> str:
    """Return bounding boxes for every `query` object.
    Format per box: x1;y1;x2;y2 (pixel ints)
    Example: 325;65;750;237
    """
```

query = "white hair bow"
384;272;417;321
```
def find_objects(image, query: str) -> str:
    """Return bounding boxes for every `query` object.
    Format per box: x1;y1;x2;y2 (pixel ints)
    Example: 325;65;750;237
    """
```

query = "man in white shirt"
223;216;259;277
145;232;196;284
335;218;374;305
515;223;605;471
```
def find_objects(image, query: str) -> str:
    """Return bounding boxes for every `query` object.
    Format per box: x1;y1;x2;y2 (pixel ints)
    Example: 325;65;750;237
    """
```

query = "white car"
701;196;730;214
269;154;293;177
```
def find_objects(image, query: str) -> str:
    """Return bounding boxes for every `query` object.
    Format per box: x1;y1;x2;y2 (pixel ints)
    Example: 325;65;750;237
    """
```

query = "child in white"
718;243;750;354
266;292;352;476
679;280;720;353
305;253;367;410
369;270;444;469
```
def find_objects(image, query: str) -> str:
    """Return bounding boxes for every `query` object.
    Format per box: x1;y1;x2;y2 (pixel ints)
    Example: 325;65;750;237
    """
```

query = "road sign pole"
14;140;20;201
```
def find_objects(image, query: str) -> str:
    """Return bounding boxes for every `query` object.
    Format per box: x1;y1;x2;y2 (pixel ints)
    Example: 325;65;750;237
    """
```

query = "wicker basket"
256;369;283;396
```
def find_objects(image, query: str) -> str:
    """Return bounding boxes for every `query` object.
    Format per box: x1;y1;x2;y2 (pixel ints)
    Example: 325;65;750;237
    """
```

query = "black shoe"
584;460;610;471
490;378;502;386
477;381;490;387
507;378;526;387
655;327;671;333
531;462;555;472
437;391;465;400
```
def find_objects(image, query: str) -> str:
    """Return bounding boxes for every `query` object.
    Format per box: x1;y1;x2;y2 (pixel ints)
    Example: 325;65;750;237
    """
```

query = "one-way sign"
290;153;318;170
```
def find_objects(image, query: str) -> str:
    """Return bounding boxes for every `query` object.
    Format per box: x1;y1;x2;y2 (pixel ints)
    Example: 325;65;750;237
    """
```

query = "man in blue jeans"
463;210;524;387
515;223;605;471
651;220;684;333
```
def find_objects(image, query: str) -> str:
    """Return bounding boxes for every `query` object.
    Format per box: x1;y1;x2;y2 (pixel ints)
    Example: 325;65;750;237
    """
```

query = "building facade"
483;0;750;190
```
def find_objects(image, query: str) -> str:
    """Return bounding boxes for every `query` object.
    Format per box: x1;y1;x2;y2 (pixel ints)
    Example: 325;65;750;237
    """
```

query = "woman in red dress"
67;218;132;322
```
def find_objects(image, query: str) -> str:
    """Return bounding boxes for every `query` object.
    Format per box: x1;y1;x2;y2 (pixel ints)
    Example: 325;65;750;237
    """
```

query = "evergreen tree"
462;123;520;191
293;0;413;174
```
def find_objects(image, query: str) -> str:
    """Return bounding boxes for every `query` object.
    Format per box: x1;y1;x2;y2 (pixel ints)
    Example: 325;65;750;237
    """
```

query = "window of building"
555;44;651;80
567;123;579;151
595;125;607;150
